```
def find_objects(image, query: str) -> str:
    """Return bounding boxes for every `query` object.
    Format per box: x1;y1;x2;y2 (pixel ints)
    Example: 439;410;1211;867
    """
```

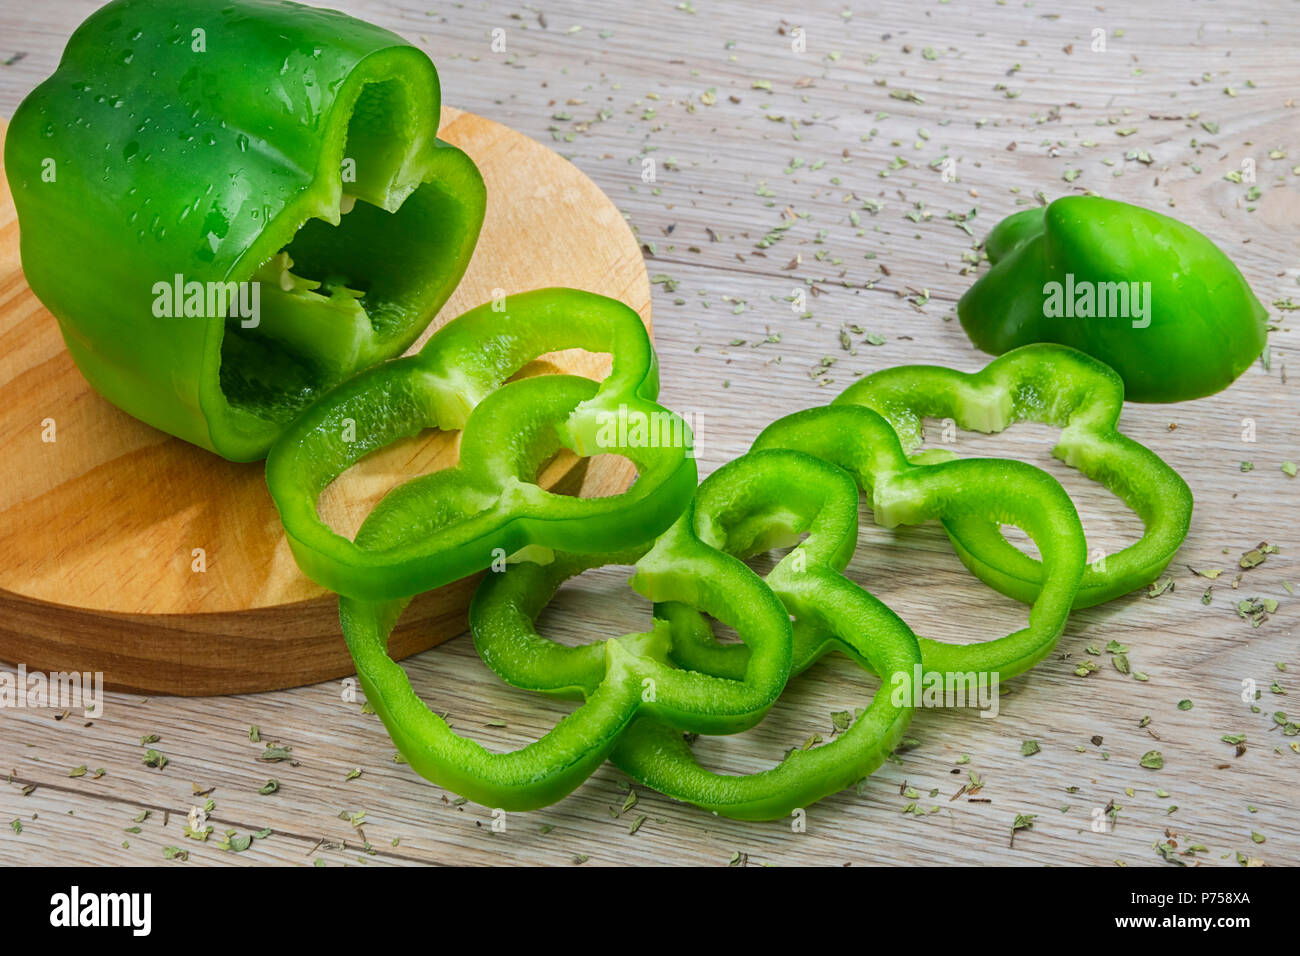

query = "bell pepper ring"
752;404;1087;679
265;288;698;603
340;494;794;811
957;196;1269;403
4;0;485;460
600;449;923;821
836;344;1193;609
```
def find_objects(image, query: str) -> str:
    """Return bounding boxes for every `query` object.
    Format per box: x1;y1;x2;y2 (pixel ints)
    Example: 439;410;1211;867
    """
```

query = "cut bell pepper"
266;287;697;603
837;344;1193;608
477;423;1084;817
4;0;485;460
341;491;793;811
752;404;1087;679
608;449;923;821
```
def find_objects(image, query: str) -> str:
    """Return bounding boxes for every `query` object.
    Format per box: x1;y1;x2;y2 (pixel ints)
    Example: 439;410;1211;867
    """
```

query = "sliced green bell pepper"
4;0;485;460
341;490;793;810
266;288;698;602
752;404;1086;679
958;196;1268;403
837;344;1193;608
477;420;1084;818
605;449;922;821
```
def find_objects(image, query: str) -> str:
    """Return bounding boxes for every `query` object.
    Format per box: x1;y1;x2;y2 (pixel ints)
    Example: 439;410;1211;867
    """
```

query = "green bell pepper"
4;0;485;460
320;284;725;809
958;196;1268;403
752;404;1086;679
341;496;793;811
606;449;922;821
837;344;1193;608
266;288;698;602
477;415;1085;818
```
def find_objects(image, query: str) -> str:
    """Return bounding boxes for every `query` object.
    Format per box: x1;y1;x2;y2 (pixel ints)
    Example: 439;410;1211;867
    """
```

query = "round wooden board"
0;107;650;695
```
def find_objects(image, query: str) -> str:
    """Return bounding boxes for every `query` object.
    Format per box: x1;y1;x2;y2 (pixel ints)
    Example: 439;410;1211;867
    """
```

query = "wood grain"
0;106;649;694
0;0;1297;868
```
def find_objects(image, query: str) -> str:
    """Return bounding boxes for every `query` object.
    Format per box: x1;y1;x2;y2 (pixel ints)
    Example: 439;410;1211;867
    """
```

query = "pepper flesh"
606;450;922;821
265;288;698;602
476;425;1084;818
957;196;1268;403
752;404;1086;678
4;0;485;460
341;491;793;811
324;284;743;810
837;344;1193;608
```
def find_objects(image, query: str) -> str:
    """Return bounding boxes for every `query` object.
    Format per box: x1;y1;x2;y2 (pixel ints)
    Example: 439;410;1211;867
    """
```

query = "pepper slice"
837;344;1193;608
266;288;697;602
957;196;1268;403
606;450;922;821
476;429;1083;818
752;404;1086;678
4;0;485;460
341;481;793;810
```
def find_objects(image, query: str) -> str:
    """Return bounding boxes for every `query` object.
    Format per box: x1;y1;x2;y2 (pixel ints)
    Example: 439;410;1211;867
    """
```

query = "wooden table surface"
1;0;1296;867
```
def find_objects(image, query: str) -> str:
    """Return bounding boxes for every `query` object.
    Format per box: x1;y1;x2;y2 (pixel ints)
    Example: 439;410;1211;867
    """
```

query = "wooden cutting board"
0;108;649;695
